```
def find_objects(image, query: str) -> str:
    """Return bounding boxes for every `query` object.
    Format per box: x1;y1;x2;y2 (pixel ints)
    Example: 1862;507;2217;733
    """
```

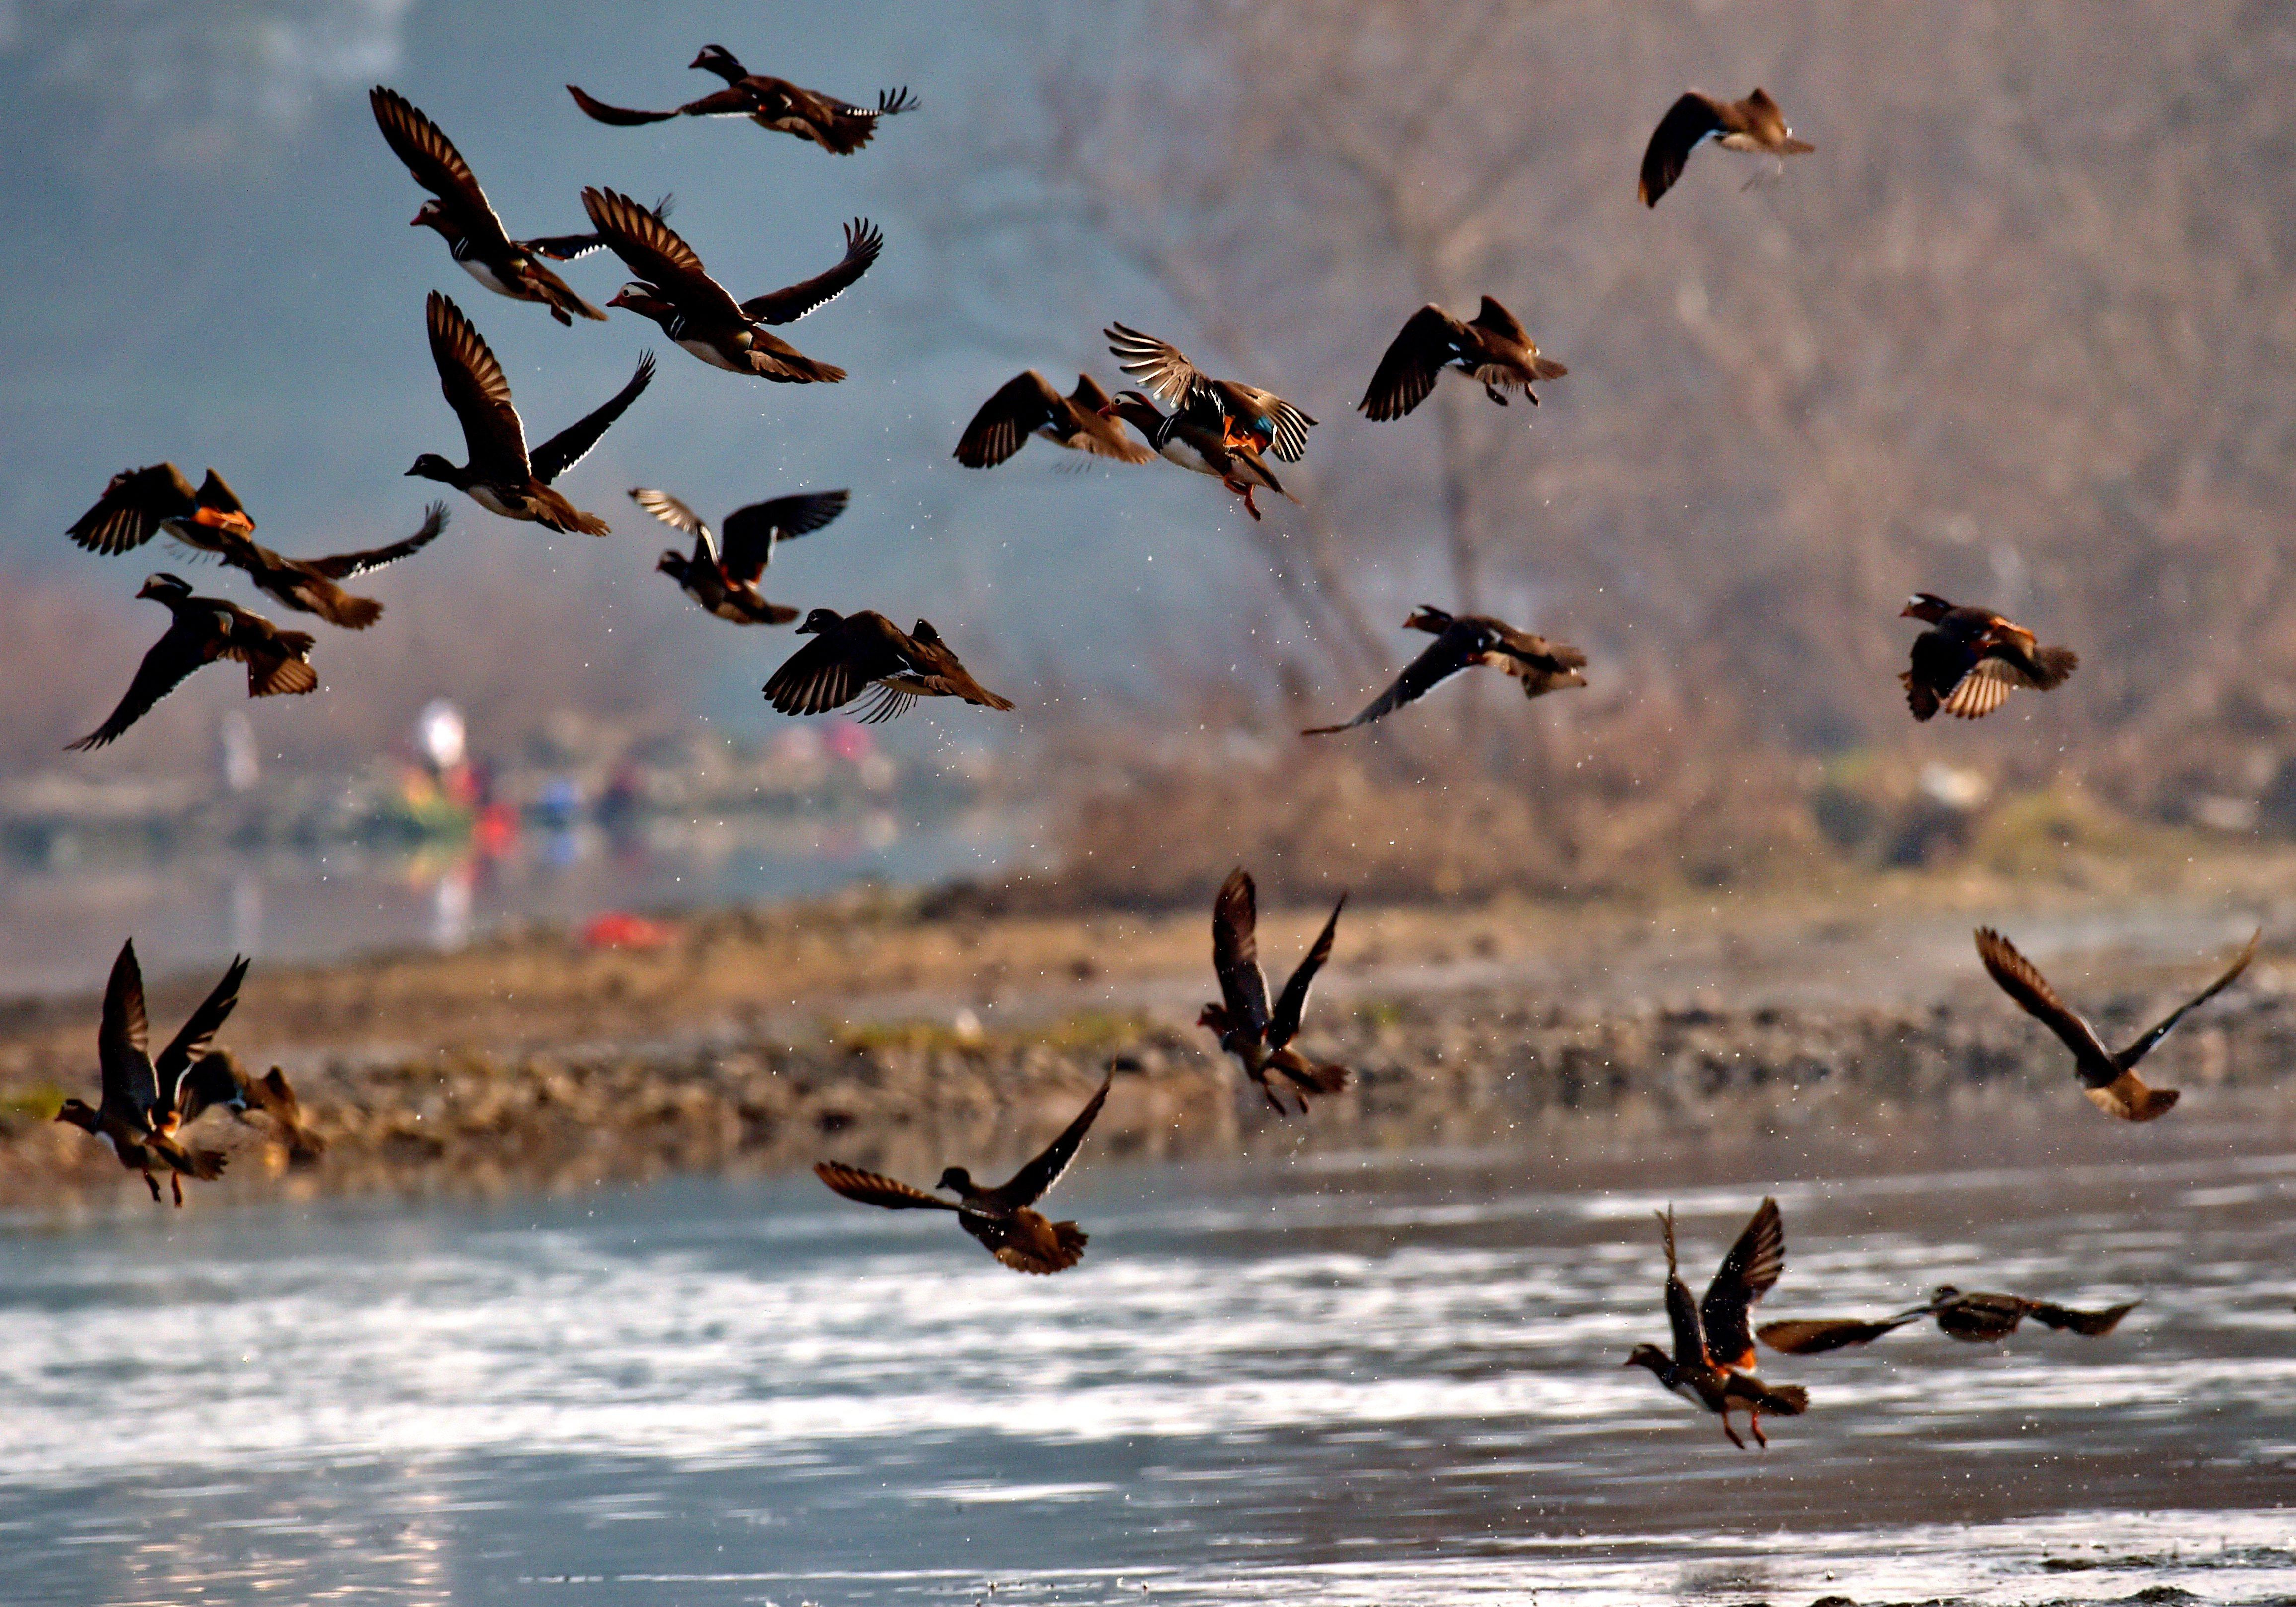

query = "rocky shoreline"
5;899;2291;1212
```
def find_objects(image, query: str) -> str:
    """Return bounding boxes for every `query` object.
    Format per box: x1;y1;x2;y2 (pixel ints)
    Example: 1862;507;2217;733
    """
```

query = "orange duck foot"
1233;483;1263;520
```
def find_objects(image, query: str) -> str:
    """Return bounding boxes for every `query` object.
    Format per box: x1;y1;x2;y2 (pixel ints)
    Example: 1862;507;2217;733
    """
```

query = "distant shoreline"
2;880;2288;1215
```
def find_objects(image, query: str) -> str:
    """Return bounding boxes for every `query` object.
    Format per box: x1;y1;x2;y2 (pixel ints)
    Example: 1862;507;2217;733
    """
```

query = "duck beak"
1898;603;1920;618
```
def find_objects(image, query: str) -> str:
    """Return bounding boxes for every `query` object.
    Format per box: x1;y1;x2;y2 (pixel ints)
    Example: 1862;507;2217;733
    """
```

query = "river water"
2;1117;2292;1606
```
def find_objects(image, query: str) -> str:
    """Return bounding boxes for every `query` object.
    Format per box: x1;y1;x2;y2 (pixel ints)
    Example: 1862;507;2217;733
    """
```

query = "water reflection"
0;1127;2289;1604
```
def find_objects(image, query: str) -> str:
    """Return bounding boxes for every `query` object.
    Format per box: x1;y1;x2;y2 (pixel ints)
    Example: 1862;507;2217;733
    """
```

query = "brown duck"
203;504;447;630
1198;868;1350;1116
569;46;917;154
69;575;316;751
636;487;848;626
1900;593;2078;720
583;187;875;383
1099;389;1297;522
408;292;653;535
954;371;1155;469
815;1077;1109;1274
1358;298;1568;420
1624;1199;1808;1448
68;463;253;557
1638;88;1814;206
1306;606;1585;734
55;940;245;1205
371;85;653;325
1975;925;2259;1121
765;608;1015;723
1760;1286;2137;1354
174;1046;325;1168
1106;322;1315;461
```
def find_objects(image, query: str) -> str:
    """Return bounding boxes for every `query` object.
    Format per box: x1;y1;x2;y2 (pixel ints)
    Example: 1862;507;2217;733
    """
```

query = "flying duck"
175;1045;325;1168
569;47;918;154
370;86;663;325
1760;1286;2137;1354
765;608;1015;723
1305;606;1586;734
953;371;1155;469
635;486;848;625
1359;298;1569;420
408;292;653;535
1624;1199;1808;1449
1099;390;1296;522
67;463;253;557
1975;925;2259;1122
814;1076;1109;1274
1638;88;1815;206
69;575;317;751
582;188;875;383
1198;867;1350;1115
1899;593;2078;720
1105;322;1315;461
202;504;448;630
55;940;246;1205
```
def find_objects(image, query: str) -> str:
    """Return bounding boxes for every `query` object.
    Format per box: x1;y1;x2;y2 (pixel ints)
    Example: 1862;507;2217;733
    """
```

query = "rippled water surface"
3;1123;2292;1605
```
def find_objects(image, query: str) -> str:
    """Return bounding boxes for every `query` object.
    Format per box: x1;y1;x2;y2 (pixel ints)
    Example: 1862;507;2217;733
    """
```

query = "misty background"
1;0;2291;895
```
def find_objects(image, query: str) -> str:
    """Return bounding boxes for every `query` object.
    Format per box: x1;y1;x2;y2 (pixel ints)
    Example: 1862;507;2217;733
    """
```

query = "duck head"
137;573;192;603
410;198;457;237
1925;1285;1962;1308
656;549;690;580
1901;593;1954;622
794;607;844;636
689;44;745;80
1098;390;1165;434
53;1098;99;1134
909;620;942;646
1623;1342;1672;1375
405;453;459;485
1402;605;1455;634
607;283;676;322
935;1165;975;1195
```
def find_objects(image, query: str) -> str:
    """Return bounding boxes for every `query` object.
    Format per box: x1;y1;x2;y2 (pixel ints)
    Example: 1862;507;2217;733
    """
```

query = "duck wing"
2025;1297;2137;1337
1701;1197;1785;1372
580;188;746;323
2115;928;2260;1071
369;87;510;249
565;84;681;126
1212;867;1271;1034
1303;621;1483;734
1973;927;2119;1086
68;611;226;751
1267;895;1346;1050
530;352;655;487
68;464;194;555
153;955;251;1115
1757;1313;1926;1355
302;504;449;580
630;487;709;542
527;193;675;263
1656;1208;1709;1366
739;219;883;325
1638;91;1724;207
98;939;158;1121
954;370;1068;468
1358;305;1462;421
990;1077;1111;1209
1469;295;1530;346
426;291;530;479
720;491;849;582
814;1161;960;1211
765;613;912;716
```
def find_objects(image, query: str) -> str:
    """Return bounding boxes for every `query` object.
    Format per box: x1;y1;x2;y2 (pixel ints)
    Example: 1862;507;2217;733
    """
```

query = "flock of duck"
46;58;2263;1448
